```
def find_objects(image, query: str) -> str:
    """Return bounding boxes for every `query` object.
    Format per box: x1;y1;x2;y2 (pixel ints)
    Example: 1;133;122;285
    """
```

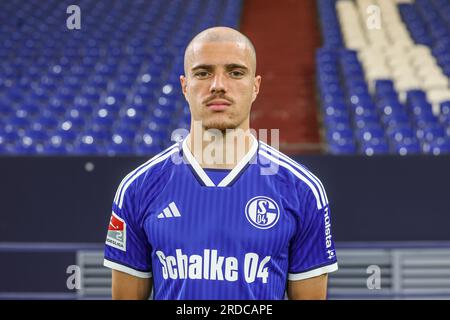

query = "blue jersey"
104;135;338;300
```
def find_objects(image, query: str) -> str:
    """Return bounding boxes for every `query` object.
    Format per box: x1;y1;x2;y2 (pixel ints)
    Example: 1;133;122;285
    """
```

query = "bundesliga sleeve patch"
106;211;126;251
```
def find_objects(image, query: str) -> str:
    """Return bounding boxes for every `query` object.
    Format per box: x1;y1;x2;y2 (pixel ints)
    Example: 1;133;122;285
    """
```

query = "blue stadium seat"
0;124;20;144
0;99;14;118
84;126;111;143
0;133;12;154
107;136;135;156
375;80;396;97
113;126;136;142
120;107;145;129
360;140;390;155
135;132;163;155
354;113;379;124
13;136;42;155
439;101;450;125
74;97;95;117
48;97;66;116
54;123;79;143
42;135;71;155
8;110;31;129
24;128;48;144
422;139;450;155
73;135;105;154
65;109;87;130
353;118;378;130
387;126;416;143
324;104;348;117
328;139;357;154
356;126;386;143
91;108;116;128
393;141;422;155
416;124;447;142
326;127;354;142
353;106;378;119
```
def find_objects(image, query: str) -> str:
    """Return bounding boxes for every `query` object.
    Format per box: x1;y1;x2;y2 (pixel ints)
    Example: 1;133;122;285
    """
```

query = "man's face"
180;41;261;131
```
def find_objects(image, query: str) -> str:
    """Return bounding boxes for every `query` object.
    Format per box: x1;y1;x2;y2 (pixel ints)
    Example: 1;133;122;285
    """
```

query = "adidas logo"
157;202;181;219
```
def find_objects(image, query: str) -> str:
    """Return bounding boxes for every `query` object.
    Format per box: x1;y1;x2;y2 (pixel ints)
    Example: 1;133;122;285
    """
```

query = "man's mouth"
206;99;231;111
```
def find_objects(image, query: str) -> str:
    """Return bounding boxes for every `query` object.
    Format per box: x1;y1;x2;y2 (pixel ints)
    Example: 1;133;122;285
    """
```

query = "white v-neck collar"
182;134;258;187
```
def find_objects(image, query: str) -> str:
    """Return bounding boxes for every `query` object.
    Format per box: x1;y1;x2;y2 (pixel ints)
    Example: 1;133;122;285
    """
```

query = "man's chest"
142;185;297;256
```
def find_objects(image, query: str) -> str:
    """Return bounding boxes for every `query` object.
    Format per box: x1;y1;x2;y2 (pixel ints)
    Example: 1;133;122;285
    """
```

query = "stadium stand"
317;0;450;155
0;0;243;155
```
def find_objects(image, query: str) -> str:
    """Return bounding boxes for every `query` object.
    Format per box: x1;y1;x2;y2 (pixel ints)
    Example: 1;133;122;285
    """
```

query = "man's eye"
230;71;244;77
195;71;209;78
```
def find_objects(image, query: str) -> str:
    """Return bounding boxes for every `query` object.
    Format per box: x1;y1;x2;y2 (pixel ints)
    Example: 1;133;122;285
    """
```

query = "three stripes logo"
157;202;181;219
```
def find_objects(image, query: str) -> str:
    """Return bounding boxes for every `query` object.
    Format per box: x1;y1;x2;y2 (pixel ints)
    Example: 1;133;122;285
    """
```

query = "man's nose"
210;73;226;94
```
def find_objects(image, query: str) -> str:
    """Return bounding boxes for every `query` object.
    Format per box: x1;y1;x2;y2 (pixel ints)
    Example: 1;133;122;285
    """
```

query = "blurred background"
0;0;449;299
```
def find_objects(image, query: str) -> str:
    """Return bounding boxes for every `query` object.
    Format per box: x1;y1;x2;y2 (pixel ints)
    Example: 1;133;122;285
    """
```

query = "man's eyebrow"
191;64;214;72
225;63;249;71
190;63;249;72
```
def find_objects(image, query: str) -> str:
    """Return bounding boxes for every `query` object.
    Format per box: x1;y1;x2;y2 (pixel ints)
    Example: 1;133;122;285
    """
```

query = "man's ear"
180;75;188;97
252;75;262;103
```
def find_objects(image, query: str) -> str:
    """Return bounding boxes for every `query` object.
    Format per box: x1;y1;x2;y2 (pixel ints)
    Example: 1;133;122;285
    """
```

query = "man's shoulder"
113;142;181;204
257;141;329;209
257;141;320;181
135;142;181;182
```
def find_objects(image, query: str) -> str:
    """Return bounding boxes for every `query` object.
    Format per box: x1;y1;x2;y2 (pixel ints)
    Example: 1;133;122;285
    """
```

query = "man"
104;27;338;300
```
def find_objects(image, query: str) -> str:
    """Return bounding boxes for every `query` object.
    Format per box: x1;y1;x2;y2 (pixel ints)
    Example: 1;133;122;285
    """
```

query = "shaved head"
180;26;261;132
184;27;257;75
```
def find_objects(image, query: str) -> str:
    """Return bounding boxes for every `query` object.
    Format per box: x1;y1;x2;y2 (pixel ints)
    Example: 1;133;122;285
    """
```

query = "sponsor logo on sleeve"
324;206;335;259
106;211;126;251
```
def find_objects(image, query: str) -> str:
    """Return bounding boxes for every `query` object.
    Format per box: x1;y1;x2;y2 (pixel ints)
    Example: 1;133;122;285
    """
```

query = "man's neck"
186;127;254;170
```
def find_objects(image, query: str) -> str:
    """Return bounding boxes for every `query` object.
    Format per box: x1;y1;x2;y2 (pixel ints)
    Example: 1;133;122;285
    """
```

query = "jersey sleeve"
103;178;152;278
288;182;338;281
